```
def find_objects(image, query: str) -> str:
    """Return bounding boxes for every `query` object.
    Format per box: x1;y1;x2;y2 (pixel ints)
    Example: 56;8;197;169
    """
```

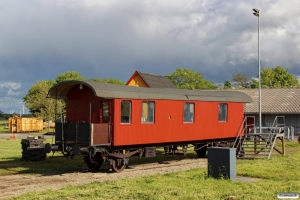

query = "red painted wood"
66;85;114;124
65;85;245;147
113;99;244;146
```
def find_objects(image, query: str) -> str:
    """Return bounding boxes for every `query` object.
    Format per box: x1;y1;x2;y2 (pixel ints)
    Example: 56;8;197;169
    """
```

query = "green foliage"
101;78;125;85
231;66;299;89
223;80;232;89
0;110;4;119
165;68;217;90
22;80;64;121
23;71;125;118
231;70;251;88
55;71;85;83
260;66;299;88
23;71;85;120
250;78;259;88
87;78;102;82
88;78;125;85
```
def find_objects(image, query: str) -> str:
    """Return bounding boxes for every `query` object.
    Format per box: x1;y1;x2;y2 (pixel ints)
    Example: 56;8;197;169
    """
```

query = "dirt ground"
0;158;207;199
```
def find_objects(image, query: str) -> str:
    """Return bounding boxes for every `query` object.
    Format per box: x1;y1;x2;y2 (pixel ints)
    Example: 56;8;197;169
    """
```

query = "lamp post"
253;8;262;134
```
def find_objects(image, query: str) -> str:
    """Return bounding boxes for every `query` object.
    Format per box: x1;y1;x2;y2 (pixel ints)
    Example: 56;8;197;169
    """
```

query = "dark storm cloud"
0;0;300;113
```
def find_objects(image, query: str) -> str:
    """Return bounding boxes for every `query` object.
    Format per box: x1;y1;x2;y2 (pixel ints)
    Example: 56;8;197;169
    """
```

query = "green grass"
1;139;300;199
0;139;197;176
0;138;86;175
12;149;300;200
0;120;9;133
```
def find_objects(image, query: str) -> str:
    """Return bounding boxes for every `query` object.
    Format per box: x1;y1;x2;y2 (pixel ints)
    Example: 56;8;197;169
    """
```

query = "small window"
218;103;227;122
141;101;155;123
102;102;109;122
184;103;194;123
121;100;131;124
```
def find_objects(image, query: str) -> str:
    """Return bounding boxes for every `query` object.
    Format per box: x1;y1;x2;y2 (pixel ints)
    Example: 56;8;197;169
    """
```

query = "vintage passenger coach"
47;80;252;172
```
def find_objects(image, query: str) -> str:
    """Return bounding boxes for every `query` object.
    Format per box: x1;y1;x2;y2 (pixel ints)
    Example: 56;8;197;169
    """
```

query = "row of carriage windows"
120;100;228;124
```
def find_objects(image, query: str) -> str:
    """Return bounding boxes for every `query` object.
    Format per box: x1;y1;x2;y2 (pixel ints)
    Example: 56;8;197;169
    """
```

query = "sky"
1;0;300;114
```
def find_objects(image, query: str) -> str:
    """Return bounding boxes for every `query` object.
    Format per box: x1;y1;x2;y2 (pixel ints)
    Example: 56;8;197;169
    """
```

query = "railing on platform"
235;116;286;159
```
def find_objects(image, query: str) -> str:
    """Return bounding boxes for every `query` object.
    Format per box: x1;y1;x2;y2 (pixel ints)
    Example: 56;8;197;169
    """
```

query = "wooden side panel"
67;86;92;123
113;99;245;146
66;84;114;124
92;123;110;145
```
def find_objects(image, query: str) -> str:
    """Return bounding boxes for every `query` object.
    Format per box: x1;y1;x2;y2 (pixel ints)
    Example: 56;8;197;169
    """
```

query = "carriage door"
101;100;111;123
91;99;112;145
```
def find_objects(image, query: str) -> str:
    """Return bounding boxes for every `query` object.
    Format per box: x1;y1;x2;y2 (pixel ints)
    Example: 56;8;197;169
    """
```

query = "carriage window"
184;103;194;123
141;101;155;123
102;102;109;122
218;103;227;122
121;101;131;124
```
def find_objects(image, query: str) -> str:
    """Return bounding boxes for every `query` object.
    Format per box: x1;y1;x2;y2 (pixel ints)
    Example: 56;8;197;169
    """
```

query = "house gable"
126;71;176;88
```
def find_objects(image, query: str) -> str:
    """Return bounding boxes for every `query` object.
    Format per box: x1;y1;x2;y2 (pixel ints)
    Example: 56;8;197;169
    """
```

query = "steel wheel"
110;158;126;173
84;155;103;171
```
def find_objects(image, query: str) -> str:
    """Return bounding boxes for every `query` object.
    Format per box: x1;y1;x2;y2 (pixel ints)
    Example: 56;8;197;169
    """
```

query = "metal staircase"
234;116;285;159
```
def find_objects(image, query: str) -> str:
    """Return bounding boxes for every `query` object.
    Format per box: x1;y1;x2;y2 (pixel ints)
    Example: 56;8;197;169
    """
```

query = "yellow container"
8;117;43;133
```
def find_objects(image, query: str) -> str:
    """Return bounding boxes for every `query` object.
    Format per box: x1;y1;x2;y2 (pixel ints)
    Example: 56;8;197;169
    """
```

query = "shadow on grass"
0;150;204;176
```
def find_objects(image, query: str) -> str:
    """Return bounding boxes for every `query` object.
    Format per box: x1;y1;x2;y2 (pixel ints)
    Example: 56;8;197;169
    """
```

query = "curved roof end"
47;80;96;99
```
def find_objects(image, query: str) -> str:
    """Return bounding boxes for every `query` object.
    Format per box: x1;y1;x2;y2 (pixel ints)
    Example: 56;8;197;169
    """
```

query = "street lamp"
253;8;262;134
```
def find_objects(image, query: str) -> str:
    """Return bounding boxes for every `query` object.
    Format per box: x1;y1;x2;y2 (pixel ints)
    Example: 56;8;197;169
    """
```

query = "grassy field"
0;138;198;176
1;138;300;199
0;120;9;133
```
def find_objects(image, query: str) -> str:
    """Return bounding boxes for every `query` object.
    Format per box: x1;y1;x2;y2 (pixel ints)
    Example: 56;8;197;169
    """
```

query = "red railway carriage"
47;80;251;172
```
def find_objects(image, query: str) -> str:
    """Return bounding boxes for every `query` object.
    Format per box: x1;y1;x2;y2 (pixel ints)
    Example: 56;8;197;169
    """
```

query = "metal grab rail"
233;116;255;150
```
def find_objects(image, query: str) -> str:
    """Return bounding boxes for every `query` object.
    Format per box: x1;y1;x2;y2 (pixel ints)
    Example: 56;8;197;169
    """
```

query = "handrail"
233;117;247;148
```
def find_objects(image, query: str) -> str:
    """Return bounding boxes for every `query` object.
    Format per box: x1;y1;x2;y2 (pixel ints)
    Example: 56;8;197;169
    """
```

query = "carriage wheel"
196;146;207;158
84;155;103;171
110;158;126;173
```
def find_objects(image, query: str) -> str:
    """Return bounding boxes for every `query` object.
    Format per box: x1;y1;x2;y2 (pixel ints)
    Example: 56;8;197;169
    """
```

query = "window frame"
102;102;109;122
141;101;155;124
218;103;228;122
183;102;195;123
120;100;132;124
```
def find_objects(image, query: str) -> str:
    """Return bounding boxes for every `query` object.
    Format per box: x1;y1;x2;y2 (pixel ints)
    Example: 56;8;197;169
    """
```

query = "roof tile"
238;88;300;114
137;71;176;88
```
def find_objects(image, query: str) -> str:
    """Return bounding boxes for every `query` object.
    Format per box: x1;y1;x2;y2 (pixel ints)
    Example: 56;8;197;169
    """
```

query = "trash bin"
207;147;236;181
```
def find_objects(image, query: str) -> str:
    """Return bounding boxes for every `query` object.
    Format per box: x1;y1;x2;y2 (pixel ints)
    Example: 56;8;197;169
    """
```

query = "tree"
250;79;259;88
260;66;299;88
230;66;299;89
223;80;232;89
102;78;125;85
0;110;4;118
23;71;84;120
55;71;85;83
165;68;217;90
88;78;125;85
23;71;126;119
22;80;64;121
231;70;250;88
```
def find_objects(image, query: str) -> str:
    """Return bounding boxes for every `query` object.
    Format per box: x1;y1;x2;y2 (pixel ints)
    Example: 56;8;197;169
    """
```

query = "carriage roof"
47;80;252;103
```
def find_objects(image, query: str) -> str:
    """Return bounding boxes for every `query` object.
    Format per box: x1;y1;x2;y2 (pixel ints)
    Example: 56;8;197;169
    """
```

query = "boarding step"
236;133;285;159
